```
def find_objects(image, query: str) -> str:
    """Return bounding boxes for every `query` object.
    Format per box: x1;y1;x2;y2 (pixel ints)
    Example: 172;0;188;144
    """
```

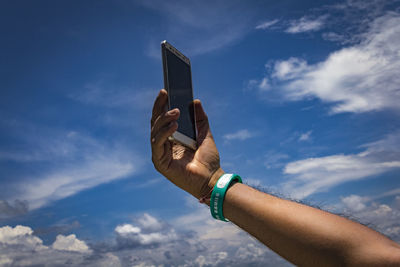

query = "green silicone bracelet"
210;173;242;222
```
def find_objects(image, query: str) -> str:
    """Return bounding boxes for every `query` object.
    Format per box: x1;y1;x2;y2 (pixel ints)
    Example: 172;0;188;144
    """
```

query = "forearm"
222;183;400;266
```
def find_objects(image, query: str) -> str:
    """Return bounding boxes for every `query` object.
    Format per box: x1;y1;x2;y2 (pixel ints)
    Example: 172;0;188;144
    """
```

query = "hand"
150;89;224;199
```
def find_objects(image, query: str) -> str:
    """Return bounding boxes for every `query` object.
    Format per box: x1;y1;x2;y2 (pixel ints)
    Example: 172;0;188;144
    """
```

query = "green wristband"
210;173;242;222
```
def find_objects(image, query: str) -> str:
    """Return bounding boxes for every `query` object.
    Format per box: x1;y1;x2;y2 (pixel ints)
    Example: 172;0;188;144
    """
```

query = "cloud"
71;80;156;112
33;220;81;236
170;204;293;267
223;129;254;142
137;0;255;56
245;178;265;188
255;19;279;30
0;225;118;266
285;15;327;33
136;213;163;232
2;199;400;266
341;194;369;212
302;0;397;44
263;151;289;169
339;194;400;242
0;199;28;219
259;12;400;114
19;151;135;209
298;131;312;142
0;124;140;210
85;210;289;266
373;188;400;201
52;234;91;253
282;131;400;198
67;78;158;130
115;213;178;248
0;225;46;250
187;252;228;267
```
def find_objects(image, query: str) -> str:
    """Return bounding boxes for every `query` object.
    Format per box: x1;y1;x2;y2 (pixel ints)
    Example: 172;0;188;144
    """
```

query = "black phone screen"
165;49;196;140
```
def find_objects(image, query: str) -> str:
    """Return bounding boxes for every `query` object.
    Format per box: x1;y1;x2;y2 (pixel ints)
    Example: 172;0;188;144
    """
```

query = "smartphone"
161;40;197;150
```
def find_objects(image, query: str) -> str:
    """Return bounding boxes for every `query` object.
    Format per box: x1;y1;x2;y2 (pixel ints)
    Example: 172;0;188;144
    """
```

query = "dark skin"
151;89;400;266
150;89;224;199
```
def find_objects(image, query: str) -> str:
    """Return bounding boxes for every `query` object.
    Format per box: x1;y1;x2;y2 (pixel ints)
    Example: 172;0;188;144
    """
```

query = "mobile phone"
161;40;197;150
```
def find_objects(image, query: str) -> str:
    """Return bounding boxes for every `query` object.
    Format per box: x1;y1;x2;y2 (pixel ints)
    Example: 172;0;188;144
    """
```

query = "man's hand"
150;89;224;199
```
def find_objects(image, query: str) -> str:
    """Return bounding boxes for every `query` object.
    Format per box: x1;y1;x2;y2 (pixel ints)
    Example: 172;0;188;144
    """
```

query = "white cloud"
245;178;265;188
0;126;140;210
339;195;400;242
111;211;263;265
0;225;46;251
255;19;279;30
190;252;228;267
373;188;400;201
322;31;346;42
263;12;400;114
272;57;309;80
0;225;91;255
283;131;400;198
298;130;312;142
235;243;267;261
20;154;135;209
285;15;327;33
223;129;254;142
0;255;12;266
341;194;369;212
2;200;399;266
52;234;91;253
115;214;178;247
0;225;125;266
115;224;141;235
137;213;163;232
259;78;271;91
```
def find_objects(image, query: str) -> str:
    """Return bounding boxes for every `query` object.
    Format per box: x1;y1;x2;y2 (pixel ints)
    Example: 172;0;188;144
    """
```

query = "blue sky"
1;0;400;266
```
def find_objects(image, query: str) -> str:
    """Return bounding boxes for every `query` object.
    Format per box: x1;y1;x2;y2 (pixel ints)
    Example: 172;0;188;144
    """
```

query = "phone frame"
161;40;197;150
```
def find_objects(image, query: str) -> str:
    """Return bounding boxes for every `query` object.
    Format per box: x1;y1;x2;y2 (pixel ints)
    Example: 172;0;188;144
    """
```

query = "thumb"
194;99;211;141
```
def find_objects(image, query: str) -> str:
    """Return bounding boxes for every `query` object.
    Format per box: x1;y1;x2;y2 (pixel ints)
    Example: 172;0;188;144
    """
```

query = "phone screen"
165;49;196;140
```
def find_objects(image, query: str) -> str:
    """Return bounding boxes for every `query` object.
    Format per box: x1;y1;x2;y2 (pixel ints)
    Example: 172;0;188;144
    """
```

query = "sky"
1;0;400;266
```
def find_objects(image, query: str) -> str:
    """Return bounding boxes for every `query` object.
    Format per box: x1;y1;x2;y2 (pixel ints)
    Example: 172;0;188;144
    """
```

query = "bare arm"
222;182;400;266
150;89;400;266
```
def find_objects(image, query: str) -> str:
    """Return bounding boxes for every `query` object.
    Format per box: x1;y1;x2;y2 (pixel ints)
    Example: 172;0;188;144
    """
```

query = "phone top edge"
160;40;190;65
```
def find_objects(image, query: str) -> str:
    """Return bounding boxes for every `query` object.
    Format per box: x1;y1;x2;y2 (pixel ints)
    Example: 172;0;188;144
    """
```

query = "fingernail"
151;137;156;143
168;109;178;116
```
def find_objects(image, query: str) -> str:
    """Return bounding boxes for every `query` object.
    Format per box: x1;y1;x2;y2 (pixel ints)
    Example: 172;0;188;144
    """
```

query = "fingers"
151;108;180;140
151;120;178;161
194;99;212;142
151;103;180;161
151;89;168;127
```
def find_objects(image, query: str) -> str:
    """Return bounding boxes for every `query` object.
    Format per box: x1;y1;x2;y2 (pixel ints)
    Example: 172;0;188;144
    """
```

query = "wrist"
208;168;225;191
198;168;224;206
